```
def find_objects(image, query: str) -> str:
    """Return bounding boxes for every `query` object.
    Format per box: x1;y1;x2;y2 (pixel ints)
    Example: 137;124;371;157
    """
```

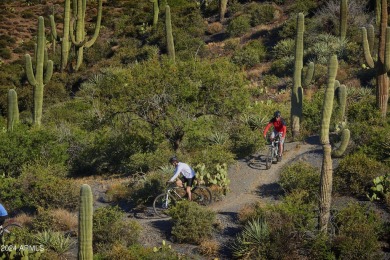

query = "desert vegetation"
0;0;390;259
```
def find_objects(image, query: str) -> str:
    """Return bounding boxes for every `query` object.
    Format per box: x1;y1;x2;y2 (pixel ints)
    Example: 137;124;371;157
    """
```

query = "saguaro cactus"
150;0;159;26
291;13;304;140
78;184;93;260
70;0;103;71
50;0;71;71
319;55;350;232
25;16;53;127
219;0;228;22
7;89;19;132
319;55;338;233
340;0;347;41
165;5;175;62
361;0;390;118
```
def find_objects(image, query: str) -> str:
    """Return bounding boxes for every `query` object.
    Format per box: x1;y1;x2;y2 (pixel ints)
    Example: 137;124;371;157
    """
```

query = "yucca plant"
232;218;270;259
34;230;75;255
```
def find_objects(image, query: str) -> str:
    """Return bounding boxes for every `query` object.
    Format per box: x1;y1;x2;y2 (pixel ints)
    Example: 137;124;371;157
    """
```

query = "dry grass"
49;208;78;232
198;239;220;257
11;213;33;227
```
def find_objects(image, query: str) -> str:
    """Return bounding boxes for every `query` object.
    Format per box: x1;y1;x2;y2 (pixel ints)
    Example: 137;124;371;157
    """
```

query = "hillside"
0;0;389;259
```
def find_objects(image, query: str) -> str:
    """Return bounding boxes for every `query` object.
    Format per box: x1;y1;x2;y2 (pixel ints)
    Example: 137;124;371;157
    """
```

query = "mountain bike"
0;222;22;242
153;183;212;218
265;133;283;169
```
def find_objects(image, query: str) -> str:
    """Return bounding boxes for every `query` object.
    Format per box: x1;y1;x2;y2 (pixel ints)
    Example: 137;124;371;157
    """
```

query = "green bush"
334;152;389;197
232;40;266;68
127;171;166;206
168;201;216;244
0;125;69;177
279;161;320;199
226;15;251;37
93;206;141;254
332;203;383;259
247;2;278;26
18;163;79;211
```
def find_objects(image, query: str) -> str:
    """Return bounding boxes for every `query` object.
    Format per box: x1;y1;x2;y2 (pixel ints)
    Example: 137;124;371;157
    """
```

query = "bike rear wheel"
192;186;212;206
153;193;175;218
1;223;22;242
266;147;273;169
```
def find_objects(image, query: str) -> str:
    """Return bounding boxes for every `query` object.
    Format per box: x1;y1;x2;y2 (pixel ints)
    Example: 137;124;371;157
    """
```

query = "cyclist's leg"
279;135;285;157
270;131;276;142
185;177;195;201
0;215;7;226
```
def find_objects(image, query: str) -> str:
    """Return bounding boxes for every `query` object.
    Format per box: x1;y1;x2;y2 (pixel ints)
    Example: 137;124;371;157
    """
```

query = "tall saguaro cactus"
25;16;53;127
50;0;71;71
361;0;389;118
291;13;304;140
319;55;338;233
165;5;175;62
340;0;347;41
70;0;103;71
150;0;159;26
7;89;19;132
219;0;228;22
78;184;93;260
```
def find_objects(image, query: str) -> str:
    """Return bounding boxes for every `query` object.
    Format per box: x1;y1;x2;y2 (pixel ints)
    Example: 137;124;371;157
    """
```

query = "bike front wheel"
266;147;273;169
1;223;23;242
153;193;175;218
192;186;212;206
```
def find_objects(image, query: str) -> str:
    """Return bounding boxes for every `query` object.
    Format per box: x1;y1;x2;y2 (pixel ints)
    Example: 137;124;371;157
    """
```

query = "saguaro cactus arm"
149;0;159;26
78;184;93;260
362;27;375;68
340;0;347;41
332;129;350;157
165;5;175;62
7;89;19;132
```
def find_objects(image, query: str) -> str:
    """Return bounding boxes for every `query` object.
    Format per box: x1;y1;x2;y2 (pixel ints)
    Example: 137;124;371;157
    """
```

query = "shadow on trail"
255;183;284;199
216;211;241;259
247;153;268;170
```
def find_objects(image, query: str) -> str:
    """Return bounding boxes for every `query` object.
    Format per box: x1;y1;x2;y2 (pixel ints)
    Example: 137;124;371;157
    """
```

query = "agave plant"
232;218;270;258
34;230;75;255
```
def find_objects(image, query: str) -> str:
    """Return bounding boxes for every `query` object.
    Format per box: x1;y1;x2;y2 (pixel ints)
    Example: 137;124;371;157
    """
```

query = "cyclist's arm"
169;166;182;182
281;125;287;138
263;122;272;138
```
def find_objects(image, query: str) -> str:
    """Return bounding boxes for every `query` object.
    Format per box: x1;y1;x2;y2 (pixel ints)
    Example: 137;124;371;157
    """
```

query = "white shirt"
169;162;195;182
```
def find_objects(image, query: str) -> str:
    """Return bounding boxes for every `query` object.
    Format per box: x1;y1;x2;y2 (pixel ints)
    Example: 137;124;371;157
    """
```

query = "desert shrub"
207;22;223;34
272;39;295;60
288;0;318;14
106;243;183;260
127;171;166;206
168;201;216;244
231;40;266;68
279;161;320;199
238;202;267;224
226;15;251;37
232;218;271;259
347;95;379;125
0;177;24;212
247;2;278;26
17;163;79;211
270;56;295;77
198;239;220;257
332;203;383;259
0;125;69;177
306;233;335;260
0;48;11;59
334;152;389;197
191;144;235;170
229;123;262;158
301;88;325;135
93;206;141;253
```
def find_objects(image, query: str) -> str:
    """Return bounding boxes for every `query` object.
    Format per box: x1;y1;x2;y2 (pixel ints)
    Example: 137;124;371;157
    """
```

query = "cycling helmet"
274;110;281;118
169;156;179;164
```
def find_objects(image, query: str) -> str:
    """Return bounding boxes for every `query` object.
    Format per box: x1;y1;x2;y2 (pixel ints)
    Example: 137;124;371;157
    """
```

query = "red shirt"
263;117;287;138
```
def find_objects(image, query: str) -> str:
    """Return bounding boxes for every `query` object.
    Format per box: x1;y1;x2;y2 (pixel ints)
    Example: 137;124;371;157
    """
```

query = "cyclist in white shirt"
167;157;196;201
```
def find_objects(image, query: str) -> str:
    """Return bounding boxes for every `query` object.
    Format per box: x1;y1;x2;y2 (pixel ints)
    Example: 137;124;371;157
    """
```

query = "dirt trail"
131;138;322;258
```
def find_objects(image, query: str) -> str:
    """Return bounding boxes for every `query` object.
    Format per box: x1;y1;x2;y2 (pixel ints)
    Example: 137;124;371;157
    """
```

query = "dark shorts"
180;176;196;187
0;215;8;226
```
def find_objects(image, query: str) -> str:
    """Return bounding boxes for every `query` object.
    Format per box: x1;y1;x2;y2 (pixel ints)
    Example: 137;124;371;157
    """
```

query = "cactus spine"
70;0;103;71
340;0;347;41
7;89;19;132
219;0;228;22
361;0;390;118
291;13;304;140
150;0;159;26
78;184;93;260
165;5;175;62
25;16;53;127
50;0;71;71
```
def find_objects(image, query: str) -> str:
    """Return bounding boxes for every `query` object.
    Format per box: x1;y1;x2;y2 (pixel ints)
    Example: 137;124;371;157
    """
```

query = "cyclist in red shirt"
263;111;287;160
